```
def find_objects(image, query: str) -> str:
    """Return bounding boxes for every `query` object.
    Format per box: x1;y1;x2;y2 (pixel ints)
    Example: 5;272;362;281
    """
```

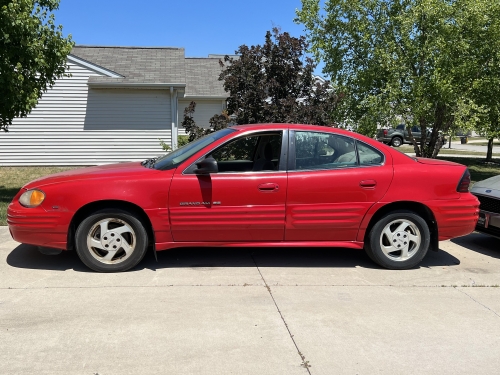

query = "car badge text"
180;201;221;206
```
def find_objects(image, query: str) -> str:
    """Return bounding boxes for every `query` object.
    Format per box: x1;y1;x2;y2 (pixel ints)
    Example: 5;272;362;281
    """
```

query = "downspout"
170;86;178;150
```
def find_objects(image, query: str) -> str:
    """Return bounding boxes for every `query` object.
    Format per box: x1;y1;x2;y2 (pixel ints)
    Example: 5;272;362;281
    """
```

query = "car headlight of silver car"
19;189;46;208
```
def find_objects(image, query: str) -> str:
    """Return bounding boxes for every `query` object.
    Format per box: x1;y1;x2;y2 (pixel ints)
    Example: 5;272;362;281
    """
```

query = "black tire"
365;210;430;270
391;136;403;147
75;209;149;272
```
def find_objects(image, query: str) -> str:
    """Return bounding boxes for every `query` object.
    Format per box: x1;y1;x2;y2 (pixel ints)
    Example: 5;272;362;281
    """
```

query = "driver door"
169;130;288;242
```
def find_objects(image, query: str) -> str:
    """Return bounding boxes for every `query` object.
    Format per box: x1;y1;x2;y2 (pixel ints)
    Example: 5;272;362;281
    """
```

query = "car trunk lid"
415;157;463;167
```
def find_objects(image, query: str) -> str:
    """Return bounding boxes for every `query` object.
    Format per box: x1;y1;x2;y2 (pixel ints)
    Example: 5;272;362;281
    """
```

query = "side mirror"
194;156;218;175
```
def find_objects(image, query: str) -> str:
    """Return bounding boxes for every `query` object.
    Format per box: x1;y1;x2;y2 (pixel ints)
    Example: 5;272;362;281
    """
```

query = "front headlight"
19;189;46;208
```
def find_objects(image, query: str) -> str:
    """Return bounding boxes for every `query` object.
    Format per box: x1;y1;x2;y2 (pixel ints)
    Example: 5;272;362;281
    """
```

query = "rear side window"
291;131;384;170
357;142;384;165
293;131;356;170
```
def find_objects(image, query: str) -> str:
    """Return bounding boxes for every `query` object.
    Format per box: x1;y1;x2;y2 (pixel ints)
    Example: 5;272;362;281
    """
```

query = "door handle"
258;183;279;191
360;180;377;188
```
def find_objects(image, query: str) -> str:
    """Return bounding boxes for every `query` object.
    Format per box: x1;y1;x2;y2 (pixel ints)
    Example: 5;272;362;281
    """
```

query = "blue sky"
53;0;325;75
54;0;308;57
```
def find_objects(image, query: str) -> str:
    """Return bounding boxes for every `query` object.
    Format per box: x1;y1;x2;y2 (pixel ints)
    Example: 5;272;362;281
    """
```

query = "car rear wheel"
75;209;148;272
391;136;403;147
365;211;430;269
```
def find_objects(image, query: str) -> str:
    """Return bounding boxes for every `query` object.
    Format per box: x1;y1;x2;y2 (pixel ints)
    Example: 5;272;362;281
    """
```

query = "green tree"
296;0;484;158
454;0;500;161
183;29;341;141
221;28;340;126
180;102;205;142
0;0;73;131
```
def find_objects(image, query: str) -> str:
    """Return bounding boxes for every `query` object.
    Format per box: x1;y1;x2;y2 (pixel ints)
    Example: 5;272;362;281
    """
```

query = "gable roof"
70;45;227;97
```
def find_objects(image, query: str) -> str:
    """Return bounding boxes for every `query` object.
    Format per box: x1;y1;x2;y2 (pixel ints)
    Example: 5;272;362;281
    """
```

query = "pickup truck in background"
376;124;445;147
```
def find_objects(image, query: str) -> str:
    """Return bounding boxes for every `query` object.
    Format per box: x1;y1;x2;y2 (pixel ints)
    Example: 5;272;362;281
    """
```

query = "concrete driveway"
1;226;500;375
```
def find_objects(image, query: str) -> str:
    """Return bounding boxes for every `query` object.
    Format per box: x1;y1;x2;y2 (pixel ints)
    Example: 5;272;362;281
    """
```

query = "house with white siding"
0;46;229;166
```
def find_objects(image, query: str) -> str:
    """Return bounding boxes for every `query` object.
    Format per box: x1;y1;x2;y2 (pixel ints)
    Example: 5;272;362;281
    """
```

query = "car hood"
471;175;500;199
23;162;168;189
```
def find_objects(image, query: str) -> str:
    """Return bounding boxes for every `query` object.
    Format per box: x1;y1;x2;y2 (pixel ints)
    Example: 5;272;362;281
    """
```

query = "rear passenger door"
285;130;394;242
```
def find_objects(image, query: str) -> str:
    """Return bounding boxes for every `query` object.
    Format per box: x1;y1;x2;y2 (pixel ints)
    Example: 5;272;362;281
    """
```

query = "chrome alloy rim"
86;218;136;264
379;219;421;262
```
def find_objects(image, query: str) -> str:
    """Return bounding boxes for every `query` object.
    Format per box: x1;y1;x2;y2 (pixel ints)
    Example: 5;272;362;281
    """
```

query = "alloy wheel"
378;219;421;261
86;218;136;265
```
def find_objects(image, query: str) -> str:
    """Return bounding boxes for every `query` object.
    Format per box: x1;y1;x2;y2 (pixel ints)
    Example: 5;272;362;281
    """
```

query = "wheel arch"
67;200;155;251
363;201;439;252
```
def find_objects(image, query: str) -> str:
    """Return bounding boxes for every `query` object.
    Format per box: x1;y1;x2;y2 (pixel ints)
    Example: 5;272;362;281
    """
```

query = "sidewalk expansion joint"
455;287;500;319
2;284;500;290
250;254;312;374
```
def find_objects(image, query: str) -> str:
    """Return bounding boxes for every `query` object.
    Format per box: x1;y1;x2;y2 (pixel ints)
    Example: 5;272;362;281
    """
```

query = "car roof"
229;123;355;136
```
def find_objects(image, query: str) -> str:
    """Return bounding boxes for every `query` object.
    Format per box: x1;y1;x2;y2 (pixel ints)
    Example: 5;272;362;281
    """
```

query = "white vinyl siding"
178;100;224;135
1;61;171;166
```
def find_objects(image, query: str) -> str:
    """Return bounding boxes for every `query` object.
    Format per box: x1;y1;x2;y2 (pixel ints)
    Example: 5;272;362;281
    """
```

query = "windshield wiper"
141;157;159;169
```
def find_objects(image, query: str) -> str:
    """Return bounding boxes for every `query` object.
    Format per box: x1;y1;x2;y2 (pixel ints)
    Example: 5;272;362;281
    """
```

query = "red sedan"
8;124;479;272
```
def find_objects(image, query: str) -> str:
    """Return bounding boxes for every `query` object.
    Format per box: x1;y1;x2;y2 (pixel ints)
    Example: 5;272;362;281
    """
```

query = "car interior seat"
253;143;275;171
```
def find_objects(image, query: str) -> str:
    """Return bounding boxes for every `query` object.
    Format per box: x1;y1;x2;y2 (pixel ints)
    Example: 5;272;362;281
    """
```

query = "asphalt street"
1;226;500;375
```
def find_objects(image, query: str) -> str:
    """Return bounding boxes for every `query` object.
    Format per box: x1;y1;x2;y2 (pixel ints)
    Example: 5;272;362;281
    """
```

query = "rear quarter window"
357;142;384;165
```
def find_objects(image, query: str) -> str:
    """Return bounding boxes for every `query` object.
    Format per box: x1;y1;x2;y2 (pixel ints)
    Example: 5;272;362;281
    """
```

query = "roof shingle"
70;46;227;97
185;58;227;96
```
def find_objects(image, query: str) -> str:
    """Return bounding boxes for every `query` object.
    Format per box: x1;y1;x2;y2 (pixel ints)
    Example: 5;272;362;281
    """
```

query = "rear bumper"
429;194;480;240
7;202;71;250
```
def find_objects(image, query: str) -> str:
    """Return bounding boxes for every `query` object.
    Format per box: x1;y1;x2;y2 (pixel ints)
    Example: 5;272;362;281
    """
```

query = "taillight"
457;169;471;192
383;129;388;136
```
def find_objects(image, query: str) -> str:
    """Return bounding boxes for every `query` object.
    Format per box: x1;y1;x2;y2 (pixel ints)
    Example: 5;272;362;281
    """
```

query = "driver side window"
210;132;282;173
211;136;258;162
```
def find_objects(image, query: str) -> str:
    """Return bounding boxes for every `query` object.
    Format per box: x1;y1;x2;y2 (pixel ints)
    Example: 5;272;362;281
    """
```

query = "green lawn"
0;167;77;226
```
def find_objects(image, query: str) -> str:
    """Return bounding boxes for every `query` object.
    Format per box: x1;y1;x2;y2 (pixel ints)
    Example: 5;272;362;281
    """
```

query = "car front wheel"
75;209;148;272
365;211;430;270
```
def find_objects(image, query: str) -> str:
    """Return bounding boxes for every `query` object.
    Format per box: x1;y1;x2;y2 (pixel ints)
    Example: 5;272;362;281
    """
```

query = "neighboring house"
0;46;228;166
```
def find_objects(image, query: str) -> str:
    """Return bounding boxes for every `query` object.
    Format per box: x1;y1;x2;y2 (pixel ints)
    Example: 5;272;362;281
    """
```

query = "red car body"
7;124;479;271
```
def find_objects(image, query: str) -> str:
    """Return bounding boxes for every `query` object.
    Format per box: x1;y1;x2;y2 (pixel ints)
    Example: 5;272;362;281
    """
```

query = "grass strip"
0;167;79;226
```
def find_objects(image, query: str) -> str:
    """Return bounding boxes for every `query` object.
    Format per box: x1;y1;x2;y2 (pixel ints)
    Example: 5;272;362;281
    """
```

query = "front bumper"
7;201;71;250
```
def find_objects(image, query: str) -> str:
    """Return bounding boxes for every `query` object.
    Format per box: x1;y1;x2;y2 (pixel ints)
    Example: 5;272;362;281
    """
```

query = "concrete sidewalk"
1;226;500;374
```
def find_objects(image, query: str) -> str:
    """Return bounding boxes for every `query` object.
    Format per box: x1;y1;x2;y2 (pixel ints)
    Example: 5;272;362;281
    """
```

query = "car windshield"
153;128;236;170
